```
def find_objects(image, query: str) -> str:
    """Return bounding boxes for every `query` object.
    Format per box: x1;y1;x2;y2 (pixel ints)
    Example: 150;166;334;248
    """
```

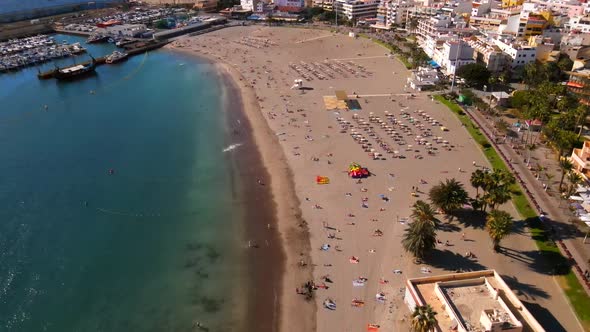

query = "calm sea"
0;34;248;331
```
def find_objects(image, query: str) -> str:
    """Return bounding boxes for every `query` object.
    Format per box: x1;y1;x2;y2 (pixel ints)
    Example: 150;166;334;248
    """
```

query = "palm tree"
486;210;513;251
411;200;437;226
484;186;513;210
567;171;583;196
477;169;515;211
429;178;469;216
470;169;486;196
545;172;555;191
410;305;438;332
558;158;574;191
402;218;436;260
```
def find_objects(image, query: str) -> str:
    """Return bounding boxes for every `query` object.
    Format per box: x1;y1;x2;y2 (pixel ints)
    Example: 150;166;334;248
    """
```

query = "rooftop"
405;270;546;332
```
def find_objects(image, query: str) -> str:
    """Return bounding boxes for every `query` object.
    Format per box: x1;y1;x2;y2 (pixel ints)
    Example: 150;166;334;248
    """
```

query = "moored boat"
86;34;109;44
105;51;128;64
53;57;96;80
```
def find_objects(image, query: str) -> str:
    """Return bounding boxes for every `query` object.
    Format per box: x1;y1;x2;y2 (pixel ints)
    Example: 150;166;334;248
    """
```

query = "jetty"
37;39;170;80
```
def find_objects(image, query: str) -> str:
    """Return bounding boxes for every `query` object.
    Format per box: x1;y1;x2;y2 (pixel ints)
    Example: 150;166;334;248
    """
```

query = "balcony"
571;149;590;169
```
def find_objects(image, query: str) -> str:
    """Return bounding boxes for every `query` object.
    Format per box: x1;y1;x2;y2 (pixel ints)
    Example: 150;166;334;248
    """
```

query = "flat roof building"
404;270;546;332
335;0;380;20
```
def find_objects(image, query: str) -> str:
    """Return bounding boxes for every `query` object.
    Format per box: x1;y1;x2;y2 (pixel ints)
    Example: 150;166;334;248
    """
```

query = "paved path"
463;105;590;295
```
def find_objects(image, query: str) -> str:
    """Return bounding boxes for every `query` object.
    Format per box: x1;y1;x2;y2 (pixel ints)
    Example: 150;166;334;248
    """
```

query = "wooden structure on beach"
323;90;362;111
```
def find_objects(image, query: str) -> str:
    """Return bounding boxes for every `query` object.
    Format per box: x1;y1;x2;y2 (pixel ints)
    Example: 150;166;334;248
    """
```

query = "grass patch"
435;94;590;328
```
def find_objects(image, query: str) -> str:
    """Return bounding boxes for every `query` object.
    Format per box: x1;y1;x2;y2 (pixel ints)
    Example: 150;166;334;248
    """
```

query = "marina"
0;35;86;72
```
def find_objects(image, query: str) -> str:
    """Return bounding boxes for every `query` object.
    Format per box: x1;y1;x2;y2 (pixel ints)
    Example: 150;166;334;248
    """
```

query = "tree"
429;179;469;216
554;129;579;159
486;210;513;251
523;62;540;88
402;217;436;260
557;56;574;73
411;200;437;226
456;63;491;87
575;104;589;137
495;119;509;135
410;305;438;332
478;169;515;211
470;169;486;196
558;158;574;191
567;171;583;196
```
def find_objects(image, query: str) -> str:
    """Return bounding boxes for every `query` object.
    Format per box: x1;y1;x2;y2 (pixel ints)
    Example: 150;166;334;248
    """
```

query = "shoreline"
167;46;316;331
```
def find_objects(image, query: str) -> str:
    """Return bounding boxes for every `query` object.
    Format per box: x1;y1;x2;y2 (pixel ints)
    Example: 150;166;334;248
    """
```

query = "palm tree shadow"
436;222;461;233
453;209;487;229
520;301;568;332
499;246;572;275
500;274;548;300
425;249;487;272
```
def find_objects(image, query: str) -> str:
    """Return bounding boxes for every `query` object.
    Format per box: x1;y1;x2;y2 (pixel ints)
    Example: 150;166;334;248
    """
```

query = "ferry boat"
53;57;96;80
105;51;128;64
86;34;109;44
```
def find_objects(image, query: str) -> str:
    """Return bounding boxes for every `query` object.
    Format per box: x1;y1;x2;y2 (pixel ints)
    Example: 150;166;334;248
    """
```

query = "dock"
37;39;170;79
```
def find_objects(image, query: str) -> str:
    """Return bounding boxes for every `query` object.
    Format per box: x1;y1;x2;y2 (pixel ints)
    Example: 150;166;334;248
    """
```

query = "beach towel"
352;280;366;287
367;324;380;331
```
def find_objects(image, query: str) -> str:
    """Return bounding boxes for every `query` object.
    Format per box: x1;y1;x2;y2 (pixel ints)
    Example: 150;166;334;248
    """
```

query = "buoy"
108;169;115;175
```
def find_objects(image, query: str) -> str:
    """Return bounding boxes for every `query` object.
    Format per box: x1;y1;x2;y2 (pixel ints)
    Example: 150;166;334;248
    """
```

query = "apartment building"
567;59;590;106
376;0;414;27
435;39;475;75
501;0;524;9
567;15;590;33
467;37;511;72
523;0;584;18
494;37;537;68
416;14;468;40
313;0;335;10
570;140;590;179
334;0;380;20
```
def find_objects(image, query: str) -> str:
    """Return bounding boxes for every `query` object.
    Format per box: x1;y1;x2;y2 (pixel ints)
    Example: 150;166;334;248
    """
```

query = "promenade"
461;102;590;294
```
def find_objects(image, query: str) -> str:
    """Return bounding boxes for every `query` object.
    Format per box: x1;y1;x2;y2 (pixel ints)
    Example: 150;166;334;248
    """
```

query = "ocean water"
0;35;248;331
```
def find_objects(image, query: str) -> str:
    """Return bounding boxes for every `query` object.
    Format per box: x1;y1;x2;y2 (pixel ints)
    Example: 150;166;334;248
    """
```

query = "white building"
494;37;537;68
467;36;510;72
313;0;334;10
405;270;546;332
436;39;475;75
334;0;380;20
274;0;305;9
376;0;414;27
241;0;256;10
407;67;440;90
567;15;590;33
99;24;147;37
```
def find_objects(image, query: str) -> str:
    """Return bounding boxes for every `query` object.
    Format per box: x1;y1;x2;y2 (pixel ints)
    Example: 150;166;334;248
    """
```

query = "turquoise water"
0;35;248;331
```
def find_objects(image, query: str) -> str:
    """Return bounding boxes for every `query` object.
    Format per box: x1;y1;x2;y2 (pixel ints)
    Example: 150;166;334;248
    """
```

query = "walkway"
462;104;590;294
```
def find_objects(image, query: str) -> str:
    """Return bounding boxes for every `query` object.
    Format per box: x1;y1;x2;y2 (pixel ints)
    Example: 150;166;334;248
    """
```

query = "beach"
170;26;583;332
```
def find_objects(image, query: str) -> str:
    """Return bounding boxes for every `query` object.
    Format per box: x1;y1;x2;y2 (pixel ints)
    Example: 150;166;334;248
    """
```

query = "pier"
37;39;170;79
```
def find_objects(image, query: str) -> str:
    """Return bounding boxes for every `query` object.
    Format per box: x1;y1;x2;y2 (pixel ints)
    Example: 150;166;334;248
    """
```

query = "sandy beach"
169;26;583;332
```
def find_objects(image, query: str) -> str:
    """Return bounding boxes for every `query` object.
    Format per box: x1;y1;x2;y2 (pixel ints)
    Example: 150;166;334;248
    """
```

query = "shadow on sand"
521;300;568;332
425;249;487;272
499;246;572;276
